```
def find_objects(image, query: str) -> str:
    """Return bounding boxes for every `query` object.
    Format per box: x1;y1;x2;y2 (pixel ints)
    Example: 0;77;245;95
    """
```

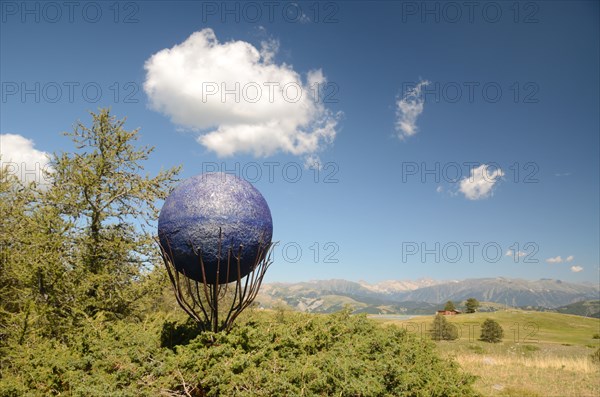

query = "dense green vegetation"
0;307;480;396
0;109;180;343
464;298;480;314
479;319;503;343
430;314;458;341
443;301;455;312
0;110;479;396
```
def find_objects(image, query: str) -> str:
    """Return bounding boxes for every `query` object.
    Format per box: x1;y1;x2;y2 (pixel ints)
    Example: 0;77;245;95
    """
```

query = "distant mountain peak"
259;277;599;312
358;278;447;293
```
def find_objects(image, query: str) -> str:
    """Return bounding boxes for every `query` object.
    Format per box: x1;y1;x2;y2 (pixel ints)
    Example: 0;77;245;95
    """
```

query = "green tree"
47;108;180;318
0;169;31;345
480;318;504;343
444;300;456;311
0;165;75;343
465;298;480;313
2;109;181;345
430;314;459;341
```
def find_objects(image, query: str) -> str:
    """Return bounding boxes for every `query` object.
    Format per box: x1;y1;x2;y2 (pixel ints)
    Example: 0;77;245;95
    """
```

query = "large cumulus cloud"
144;29;339;165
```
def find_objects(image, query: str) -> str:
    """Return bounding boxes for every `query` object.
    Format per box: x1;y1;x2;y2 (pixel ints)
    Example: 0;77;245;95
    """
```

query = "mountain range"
256;277;600;315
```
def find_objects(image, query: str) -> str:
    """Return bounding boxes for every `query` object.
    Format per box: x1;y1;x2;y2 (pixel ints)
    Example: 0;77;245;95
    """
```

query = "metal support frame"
156;230;274;333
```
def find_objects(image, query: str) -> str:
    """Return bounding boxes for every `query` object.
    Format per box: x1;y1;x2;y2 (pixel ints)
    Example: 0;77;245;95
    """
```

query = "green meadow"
374;309;600;397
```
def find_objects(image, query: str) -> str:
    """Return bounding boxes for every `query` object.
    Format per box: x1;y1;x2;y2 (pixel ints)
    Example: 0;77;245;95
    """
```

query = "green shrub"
468;344;485;354
498;386;541;397
480;318;504;343
430;314;459;341
160;318;201;349
521;344;540;353
592;333;600;339
0;309;480;396
165;309;479;396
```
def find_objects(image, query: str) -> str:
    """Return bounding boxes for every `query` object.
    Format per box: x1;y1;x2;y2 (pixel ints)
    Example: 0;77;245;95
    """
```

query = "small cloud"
436;186;443;193
570;265;583;273
304;154;322;170
566;255;574;262
458;164;504;200
395;80;429;139
554;172;571;177
546;256;563;263
295;4;311;23
0;133;52;185
506;250;526;257
259;38;279;64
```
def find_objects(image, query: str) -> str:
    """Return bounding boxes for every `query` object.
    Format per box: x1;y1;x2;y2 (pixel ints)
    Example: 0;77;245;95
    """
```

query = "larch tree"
47;108;181;318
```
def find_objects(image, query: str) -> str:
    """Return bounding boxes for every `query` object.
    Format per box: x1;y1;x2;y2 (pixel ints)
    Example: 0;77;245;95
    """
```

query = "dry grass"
376;310;600;395
437;343;600;397
456;352;597;372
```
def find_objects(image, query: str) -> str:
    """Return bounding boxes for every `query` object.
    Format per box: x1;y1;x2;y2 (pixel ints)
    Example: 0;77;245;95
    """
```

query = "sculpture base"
156;231;274;333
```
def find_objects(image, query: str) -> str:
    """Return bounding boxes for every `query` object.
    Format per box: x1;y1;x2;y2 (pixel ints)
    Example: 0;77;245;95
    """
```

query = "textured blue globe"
158;172;273;284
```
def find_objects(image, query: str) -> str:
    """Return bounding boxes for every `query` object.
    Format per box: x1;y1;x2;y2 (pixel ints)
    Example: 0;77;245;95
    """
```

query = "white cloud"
395;80;429;139
295;3;311;23
436;186;443;193
259;38;279;64
545;255;575;263
570;265;583;273
506;250;526;257
144;29;339;165
0;133;51;185
458;164;504;200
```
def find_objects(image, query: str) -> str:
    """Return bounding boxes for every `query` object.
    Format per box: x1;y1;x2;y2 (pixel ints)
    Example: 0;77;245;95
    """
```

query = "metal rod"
156;233;274;333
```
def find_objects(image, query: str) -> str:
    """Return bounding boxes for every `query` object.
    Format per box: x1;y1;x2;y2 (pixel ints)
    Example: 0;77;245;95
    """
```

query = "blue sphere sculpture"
158;172;273;284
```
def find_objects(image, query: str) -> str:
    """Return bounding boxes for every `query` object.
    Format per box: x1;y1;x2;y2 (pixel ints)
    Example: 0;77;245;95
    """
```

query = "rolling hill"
375;309;600;345
553;300;600;318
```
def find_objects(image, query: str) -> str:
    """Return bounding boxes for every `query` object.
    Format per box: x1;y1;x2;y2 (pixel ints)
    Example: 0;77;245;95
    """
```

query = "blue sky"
1;1;598;284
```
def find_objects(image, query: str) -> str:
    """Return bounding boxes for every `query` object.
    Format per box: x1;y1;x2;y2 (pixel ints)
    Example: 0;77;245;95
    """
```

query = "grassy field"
372;310;600;397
